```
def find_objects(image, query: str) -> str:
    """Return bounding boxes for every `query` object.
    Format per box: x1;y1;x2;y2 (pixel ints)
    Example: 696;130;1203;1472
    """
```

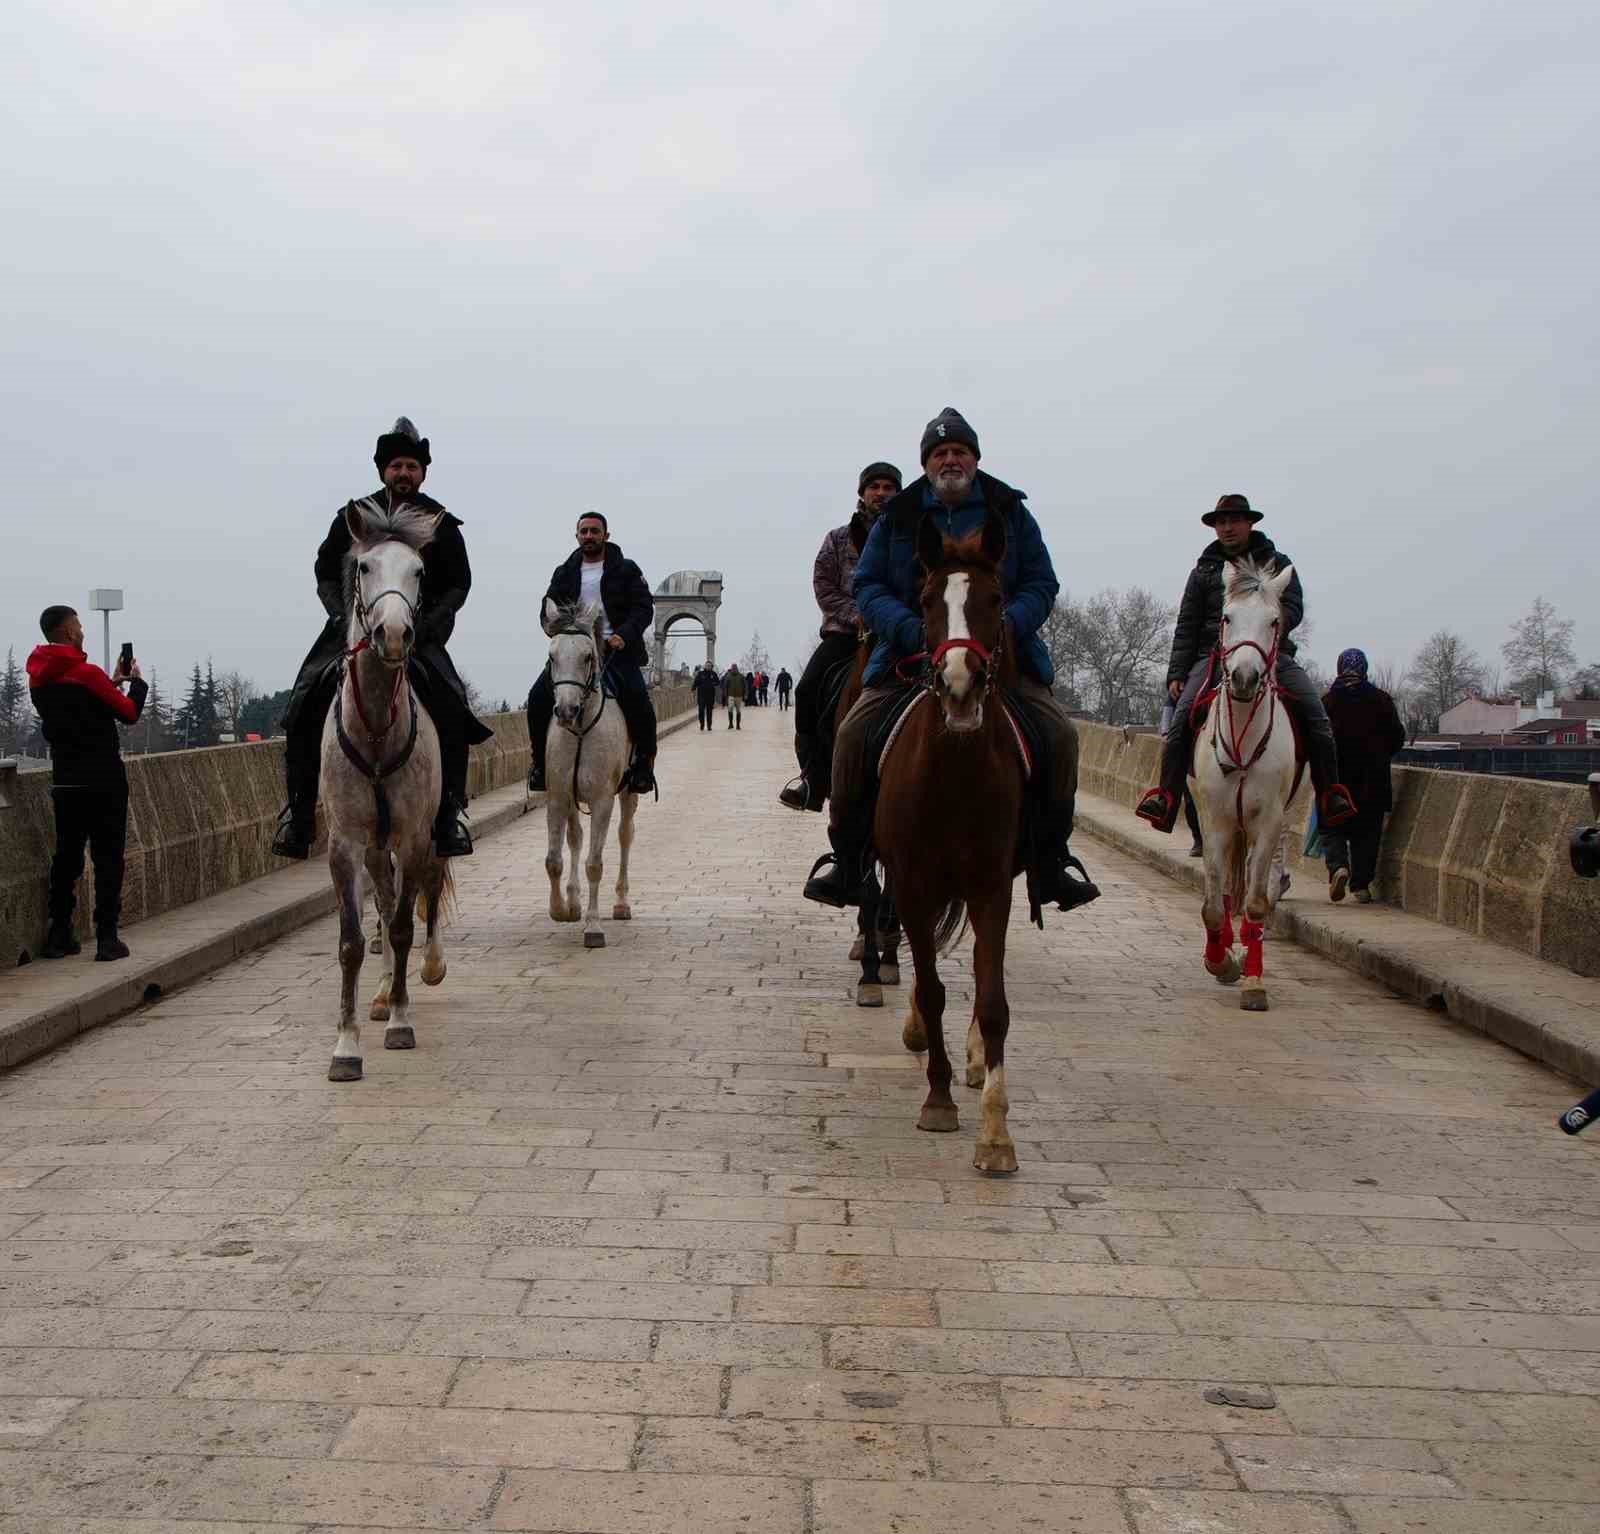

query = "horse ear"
543;597;561;631
1268;562;1296;598
980;508;1007;566
345;500;370;543
915;512;944;574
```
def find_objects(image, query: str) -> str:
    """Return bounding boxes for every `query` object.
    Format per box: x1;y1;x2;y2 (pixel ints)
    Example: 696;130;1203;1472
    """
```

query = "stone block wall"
1076;719;1600;977
1;687;692;969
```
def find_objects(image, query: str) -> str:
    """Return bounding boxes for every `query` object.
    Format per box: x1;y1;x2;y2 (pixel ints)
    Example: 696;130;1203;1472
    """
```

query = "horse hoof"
420;959;446;987
328;1057;363;1083
879;963;900;986
965;1064;985;1089
368;935;383;955
612;905;632;921
1240;990;1269;1012
918;1104;960;1133
856;983;884;1009
384;1026;415;1050
902;1018;927;1053
369;1000;391;1023
973;1139;1019;1176
1207;956;1241;985
849;935;866;962
583;931;607;949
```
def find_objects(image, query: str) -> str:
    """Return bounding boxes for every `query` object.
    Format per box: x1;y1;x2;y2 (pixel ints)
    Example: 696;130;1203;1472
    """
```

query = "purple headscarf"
1334;647;1372;693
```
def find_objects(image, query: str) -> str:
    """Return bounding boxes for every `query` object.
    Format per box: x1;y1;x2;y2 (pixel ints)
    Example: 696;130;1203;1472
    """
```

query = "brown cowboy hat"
1201;492;1263;526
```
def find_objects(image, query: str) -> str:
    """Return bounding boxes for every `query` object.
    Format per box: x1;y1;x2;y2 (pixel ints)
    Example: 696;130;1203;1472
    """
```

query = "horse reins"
1203;626;1282;827
546;626;615;811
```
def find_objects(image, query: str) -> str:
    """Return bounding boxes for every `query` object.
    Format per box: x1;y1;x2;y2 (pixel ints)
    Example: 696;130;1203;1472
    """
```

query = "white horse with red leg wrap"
1193;558;1303;1011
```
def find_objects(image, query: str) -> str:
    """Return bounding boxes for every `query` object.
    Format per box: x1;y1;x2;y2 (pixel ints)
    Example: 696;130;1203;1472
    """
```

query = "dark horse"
880;509;1025;1174
835;634;903;1006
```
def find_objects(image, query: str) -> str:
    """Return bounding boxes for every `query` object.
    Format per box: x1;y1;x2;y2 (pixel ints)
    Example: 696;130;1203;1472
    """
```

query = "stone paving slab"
2;704;1600;1528
1075;786;1600;1088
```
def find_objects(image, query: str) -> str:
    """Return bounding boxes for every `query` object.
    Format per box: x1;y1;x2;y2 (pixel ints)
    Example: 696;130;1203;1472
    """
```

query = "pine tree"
139;670;175;753
175;663;212;749
0;647;25;756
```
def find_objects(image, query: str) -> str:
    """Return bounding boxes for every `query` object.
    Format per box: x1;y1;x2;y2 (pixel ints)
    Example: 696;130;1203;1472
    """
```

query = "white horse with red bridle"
1192;557;1303;1011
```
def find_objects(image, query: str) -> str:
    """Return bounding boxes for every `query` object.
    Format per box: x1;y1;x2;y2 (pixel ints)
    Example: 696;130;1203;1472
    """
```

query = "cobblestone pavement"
3;705;1599;1532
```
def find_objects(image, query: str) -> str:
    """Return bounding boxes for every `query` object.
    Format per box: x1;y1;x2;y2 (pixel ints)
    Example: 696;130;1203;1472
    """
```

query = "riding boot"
1135;722;1190;834
271;738;321;859
780;732;823;812
803;829;876;909
1036;810;1102;913
94;926;130;962
526;681;553;793
435;734;474;858
1305;731;1358;828
626;753;658;797
39;920;82;960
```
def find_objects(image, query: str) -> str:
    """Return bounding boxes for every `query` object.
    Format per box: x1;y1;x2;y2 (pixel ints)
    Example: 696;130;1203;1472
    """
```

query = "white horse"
541;599;638;949
1193;558;1303;1012
323;498;451;1081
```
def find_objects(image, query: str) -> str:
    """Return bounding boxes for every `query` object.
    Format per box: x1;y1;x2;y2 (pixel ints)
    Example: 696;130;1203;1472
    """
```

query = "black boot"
803;826;875;909
433;797;474;858
779;779;819;812
1306;733;1358;828
1135;727;1190;834
94;928;130;962
1037;821;1102;913
270;803;315;860
627;756;657;796
40;921;81;960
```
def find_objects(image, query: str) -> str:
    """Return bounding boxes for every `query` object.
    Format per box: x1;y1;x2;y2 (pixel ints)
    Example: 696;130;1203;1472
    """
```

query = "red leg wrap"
1241;920;1265;978
1204;928;1228;967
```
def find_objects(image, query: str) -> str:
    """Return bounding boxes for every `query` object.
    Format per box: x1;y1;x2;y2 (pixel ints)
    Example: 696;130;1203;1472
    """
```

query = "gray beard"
932;469;972;504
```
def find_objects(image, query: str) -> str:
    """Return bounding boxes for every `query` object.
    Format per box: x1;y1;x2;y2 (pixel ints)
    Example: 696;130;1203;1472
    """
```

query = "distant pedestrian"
725;667;746;729
29;605;148;962
759;671;770;706
1321;649;1405;904
776;668;793;711
693;663;719;731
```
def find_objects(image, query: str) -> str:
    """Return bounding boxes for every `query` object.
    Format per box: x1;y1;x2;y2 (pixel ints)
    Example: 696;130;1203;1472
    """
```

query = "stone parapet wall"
1;686;692;969
1076;720;1600;977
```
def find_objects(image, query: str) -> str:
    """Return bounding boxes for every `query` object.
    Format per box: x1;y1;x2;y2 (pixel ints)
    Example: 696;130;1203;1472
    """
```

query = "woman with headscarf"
1321;649;1406;903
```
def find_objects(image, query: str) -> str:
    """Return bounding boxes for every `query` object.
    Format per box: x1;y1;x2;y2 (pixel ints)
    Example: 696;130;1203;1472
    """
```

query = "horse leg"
1201;819;1241;986
384;867;419;1049
329;841;366;1082
362;862;383;955
564;808;583;925
366;848;397;1022
877;887;901;987
612;788;636;921
856;883;883;1009
1239;811;1277;1013
969;885;1017;1175
582;793;615;949
904;913;956;1132
419;858;447;987
849;931;866;963
545;796;577;922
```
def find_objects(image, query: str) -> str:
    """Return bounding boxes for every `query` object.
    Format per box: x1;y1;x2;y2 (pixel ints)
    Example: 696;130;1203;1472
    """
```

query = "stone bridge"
2;706;1600;1529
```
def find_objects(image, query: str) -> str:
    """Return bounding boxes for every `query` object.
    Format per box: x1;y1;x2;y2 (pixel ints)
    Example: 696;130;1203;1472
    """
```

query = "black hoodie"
1166;529;1304;685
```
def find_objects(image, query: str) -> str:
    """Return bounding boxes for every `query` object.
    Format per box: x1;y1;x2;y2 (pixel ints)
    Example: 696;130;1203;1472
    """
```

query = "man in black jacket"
28;605;148;961
693;663;720;730
526;512;658;794
1135;494;1356;834
271;417;491;861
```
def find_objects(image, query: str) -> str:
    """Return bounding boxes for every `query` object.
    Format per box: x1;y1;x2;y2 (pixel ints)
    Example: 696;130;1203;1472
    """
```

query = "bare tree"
213;669;257;738
1502;596;1576;701
1039;599;1088;710
1571;663;1600;701
1076;587;1175;725
1405;630;1486;731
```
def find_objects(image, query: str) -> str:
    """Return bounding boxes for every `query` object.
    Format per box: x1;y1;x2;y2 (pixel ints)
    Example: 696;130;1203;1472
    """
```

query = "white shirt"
578;559;612;639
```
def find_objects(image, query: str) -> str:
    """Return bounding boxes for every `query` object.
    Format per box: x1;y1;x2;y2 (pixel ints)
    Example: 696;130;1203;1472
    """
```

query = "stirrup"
271;805;313;860
1055;853;1101;911
803;851;869;909
1320;784;1358;828
526;763;546;793
1135;787;1179;834
779;776;820;812
434;805;474;858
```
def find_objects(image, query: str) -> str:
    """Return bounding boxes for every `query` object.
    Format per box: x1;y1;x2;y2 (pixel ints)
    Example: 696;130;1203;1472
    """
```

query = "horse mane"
1224;555;1281;600
547;601;597;638
348;496;441;553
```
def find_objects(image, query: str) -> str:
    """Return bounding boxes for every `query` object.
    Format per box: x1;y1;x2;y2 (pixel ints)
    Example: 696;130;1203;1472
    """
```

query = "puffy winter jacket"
27;644;148;789
1166;530;1304;685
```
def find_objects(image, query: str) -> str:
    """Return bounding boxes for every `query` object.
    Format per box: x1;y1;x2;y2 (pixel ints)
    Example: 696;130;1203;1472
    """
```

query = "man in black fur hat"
271;417;491;860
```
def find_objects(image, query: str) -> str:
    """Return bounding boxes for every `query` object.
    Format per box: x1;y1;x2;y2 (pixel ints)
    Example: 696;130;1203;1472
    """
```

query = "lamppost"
88;588;124;675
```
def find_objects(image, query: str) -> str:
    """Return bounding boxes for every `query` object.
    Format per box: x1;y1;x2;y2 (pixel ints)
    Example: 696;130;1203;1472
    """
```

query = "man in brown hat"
1135;493;1356;834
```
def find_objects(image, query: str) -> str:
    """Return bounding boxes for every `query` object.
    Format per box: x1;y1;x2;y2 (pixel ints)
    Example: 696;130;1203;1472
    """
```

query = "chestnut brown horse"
880;509;1025;1174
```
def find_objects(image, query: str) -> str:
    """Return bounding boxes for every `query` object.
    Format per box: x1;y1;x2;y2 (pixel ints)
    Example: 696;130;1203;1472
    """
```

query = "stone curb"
1076;792;1600;1089
0;711;704;1076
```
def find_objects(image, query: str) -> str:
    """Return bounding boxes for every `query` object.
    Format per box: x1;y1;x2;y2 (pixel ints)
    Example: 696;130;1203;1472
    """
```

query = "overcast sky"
5;0;1596;713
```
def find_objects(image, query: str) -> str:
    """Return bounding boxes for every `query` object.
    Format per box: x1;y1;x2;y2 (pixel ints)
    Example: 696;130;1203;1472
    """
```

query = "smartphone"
119;641;134;674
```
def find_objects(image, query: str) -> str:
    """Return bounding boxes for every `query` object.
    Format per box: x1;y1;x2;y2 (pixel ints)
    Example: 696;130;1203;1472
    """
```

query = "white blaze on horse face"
940;573;975;700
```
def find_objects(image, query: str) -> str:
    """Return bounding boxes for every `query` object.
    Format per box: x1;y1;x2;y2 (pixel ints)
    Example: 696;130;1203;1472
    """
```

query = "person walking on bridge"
724;666;746;728
693;662;720;730
776;668;793;711
30;605;149;961
526;512;658;795
1321;648;1405;904
272;416;491;861
780;461;903;812
1134;492;1356;838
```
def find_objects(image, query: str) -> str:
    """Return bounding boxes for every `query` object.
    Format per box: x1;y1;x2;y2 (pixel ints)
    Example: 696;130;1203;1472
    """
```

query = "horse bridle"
547;626;612;741
1206;619;1283;823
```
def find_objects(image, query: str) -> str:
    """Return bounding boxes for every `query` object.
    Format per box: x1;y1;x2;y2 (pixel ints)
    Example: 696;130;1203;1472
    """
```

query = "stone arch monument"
652;570;724;681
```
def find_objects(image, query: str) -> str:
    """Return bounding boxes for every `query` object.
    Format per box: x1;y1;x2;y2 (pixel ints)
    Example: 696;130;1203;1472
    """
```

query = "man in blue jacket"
802;408;1098;913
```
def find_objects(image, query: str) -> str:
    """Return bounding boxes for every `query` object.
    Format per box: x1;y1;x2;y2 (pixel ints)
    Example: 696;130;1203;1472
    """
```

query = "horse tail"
932;898;969;956
417;862;457;926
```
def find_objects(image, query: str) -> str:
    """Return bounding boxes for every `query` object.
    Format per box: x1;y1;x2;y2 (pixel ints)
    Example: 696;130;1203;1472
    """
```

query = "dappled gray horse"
323;498;451;1081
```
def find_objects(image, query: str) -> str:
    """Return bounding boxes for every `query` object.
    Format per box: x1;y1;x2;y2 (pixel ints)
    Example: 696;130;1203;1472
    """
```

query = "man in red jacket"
27;605;148;961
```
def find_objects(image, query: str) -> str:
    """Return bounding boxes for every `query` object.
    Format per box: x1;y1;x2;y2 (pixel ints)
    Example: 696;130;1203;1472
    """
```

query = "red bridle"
1205;625;1282;823
344;636;408;739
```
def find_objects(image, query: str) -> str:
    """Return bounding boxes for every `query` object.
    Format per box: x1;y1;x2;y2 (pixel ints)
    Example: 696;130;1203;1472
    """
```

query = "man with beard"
271;417;491;861
779;461;903;812
1134;493;1356;836
525;512;657;795
802;409;1098;914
